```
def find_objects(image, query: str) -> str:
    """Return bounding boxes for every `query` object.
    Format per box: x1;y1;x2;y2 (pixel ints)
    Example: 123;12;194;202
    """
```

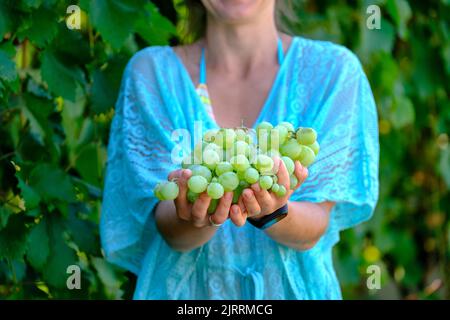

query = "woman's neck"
203;7;280;77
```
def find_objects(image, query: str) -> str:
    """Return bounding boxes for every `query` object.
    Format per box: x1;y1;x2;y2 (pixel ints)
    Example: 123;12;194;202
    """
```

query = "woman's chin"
208;0;270;23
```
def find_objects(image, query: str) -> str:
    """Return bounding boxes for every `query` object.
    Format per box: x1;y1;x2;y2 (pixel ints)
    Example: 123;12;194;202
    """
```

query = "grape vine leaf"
0;49;18;83
26;218;49;270
16;8;58;47
40;50;85;101
0;215;29;261
81;0;144;49
17;177;41;210
42;216;77;288
29;163;77;202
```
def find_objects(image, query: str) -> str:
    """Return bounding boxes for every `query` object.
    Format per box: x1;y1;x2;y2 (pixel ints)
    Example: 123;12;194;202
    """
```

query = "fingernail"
232;206;239;215
252;183;260;192
244;190;252;199
183;169;191;178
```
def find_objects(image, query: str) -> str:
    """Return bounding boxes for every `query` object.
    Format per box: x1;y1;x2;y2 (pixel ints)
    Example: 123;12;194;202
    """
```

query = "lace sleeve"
100;49;178;274
290;49;380;249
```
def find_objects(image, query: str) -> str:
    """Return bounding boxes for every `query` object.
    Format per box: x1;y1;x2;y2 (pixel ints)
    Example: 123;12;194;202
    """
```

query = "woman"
101;0;379;299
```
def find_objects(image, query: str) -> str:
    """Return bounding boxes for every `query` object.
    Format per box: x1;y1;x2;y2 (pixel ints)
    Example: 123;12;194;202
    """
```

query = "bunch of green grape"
154;122;319;207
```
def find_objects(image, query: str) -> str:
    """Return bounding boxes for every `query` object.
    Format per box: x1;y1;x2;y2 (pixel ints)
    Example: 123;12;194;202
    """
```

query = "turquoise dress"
100;36;379;300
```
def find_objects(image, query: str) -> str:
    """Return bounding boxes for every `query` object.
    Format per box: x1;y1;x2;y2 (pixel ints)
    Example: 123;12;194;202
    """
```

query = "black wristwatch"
247;204;289;230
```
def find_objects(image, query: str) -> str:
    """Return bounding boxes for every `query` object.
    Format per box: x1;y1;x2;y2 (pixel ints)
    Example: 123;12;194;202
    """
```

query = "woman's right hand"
168;169;233;228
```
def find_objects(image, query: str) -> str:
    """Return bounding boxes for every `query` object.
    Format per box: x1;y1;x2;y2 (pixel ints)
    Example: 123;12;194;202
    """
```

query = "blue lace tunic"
100;36;380;300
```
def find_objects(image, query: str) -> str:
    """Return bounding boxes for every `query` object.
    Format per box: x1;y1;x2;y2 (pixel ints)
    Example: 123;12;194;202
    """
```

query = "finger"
293;161;308;189
250;183;273;211
211;191;233;224
230;204;247;227
242;189;261;217
174;169;192;220
168;169;182;181
191;193;211;227
276;157;290;190
238;195;247;214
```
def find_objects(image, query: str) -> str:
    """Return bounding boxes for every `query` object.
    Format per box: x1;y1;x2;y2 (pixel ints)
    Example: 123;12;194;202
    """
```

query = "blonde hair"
180;0;295;43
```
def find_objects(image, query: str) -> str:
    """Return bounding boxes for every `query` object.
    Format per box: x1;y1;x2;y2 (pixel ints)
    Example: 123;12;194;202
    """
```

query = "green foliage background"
0;0;448;299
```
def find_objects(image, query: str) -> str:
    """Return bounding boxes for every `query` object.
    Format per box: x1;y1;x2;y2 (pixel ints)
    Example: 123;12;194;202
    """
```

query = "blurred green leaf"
81;0;144;49
0;49;18;83
42;216;77;288
16;7;58;47
387;0;412;39
439;148;450;189
26;218;49;270
17;177;41;210
40;50;85;101
390;96;415;129
0;215;28;261
29;163;77;202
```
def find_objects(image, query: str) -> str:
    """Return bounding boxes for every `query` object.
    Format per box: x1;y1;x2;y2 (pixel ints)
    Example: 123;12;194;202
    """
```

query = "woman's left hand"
229;157;309;226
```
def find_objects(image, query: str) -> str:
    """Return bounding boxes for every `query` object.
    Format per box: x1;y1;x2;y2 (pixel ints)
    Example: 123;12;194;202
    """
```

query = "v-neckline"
169;37;299;130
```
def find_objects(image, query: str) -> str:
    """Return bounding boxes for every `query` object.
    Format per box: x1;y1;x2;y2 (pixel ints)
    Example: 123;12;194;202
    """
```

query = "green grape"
181;153;196;168
218;172;239;191
160;181;179;200
232;140;249;157
307;141;320;155
271;183;280;194
207;199;218;214
202;149;220;170
203;129;217;142
274;125;289;145
154;183;163;200
296;127;317;145
280;139;302;160
239;180;250;188
289;175;298;189
259;129;282;152
187;190;199;203
193;141;207;159
255;154;274;174
244;167;260;184
275;185;287;197
236;169;246;180
211;177;218;183
235;129;247;141
207;182;225;199
215;161;233;176
259;175;273;190
190;165;212;182
187;175;208;193
266;149;281;159
281;156;295;175
279;121;295;133
230;154;250;172
256;121;273;138
214;128;236;149
299;146;316;167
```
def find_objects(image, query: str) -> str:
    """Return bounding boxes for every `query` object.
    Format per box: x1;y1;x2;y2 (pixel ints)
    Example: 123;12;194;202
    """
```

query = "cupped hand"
168;169;233;228
229;157;309;226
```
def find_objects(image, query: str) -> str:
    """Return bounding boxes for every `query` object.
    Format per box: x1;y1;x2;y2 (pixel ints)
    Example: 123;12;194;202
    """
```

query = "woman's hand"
229;158;309;226
168;169;232;228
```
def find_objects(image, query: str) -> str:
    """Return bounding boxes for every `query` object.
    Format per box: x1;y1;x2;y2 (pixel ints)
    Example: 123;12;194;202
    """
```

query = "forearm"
264;201;332;250
154;200;217;252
